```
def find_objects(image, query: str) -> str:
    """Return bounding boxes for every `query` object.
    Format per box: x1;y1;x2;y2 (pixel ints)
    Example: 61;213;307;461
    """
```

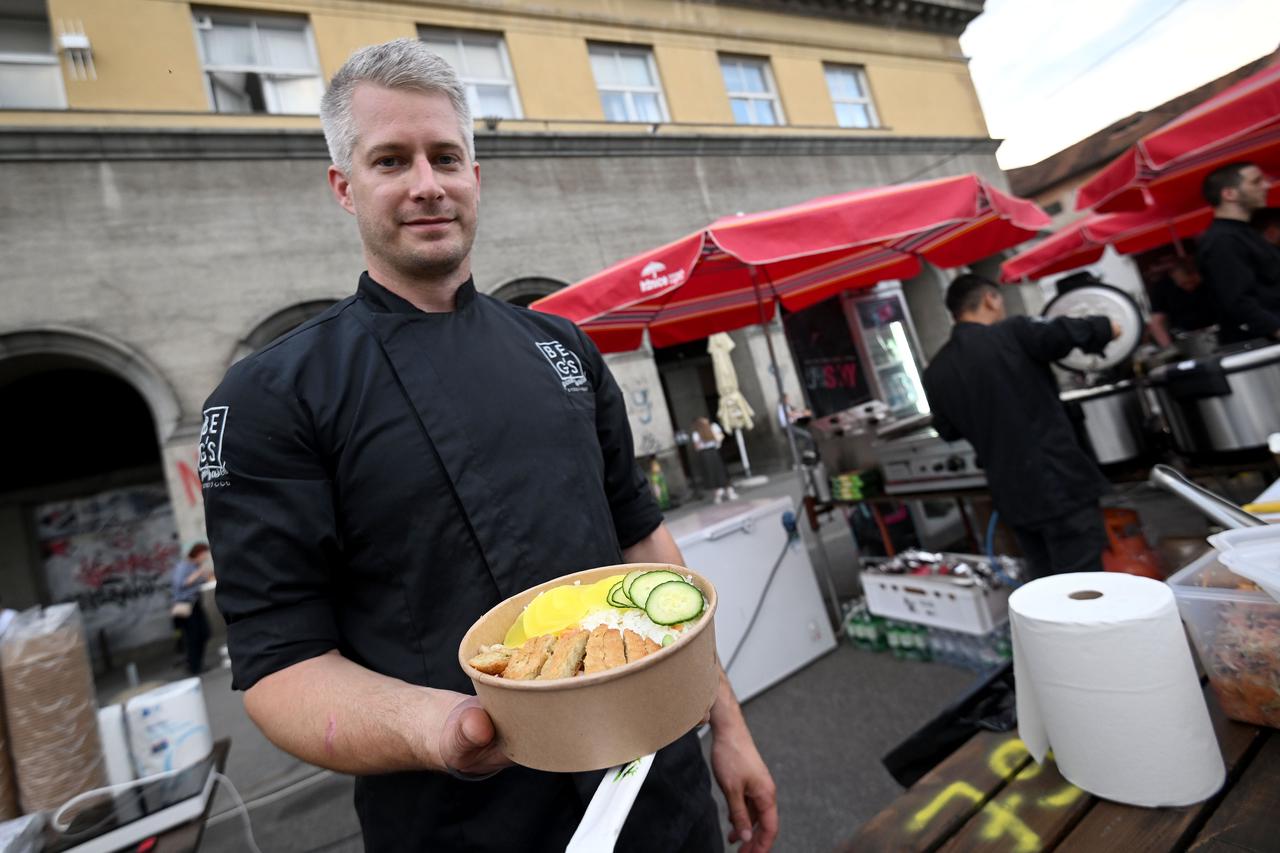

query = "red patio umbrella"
1076;59;1280;213
1000;206;1214;283
532;173;1049;352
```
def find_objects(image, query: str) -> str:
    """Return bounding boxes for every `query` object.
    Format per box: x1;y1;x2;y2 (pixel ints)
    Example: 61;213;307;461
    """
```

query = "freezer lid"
668;496;796;549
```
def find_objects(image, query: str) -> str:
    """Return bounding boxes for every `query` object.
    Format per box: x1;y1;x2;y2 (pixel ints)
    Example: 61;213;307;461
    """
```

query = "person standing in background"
171;541;214;675
1197;162;1280;344
1146;257;1215;348
692;417;737;503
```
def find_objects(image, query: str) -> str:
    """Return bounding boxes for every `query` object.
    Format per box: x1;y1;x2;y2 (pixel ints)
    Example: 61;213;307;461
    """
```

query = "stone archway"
229;299;339;365
489;276;567;308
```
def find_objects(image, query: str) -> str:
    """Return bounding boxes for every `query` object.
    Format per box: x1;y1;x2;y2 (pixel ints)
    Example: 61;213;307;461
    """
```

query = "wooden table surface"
838;692;1276;852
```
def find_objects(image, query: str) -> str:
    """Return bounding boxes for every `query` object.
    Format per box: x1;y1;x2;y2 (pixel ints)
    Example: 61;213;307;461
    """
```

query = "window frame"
719;54;785;127
417;27;523;121
587;42;670;124
0;9;67;109
823;63;880;129
191;8;324;115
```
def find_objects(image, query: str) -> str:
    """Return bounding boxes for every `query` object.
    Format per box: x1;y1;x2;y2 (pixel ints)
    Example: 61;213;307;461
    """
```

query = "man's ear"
328;164;356;216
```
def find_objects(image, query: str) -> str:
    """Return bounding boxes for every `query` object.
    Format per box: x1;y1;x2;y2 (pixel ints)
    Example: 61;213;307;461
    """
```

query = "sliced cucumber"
627;570;686;609
622;569;649;601
645;580;706;626
606;581;633;608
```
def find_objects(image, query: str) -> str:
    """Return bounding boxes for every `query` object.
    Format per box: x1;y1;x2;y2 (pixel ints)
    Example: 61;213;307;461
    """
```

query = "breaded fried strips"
643;637;662;656
623;629;649;663
538;629;589;680
503;634;557;680
602;628;626;670
583;625;610;675
468;647;513;675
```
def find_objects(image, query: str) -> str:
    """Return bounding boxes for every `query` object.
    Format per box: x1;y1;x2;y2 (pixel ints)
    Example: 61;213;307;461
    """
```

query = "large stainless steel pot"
1148;343;1280;453
1060;379;1145;465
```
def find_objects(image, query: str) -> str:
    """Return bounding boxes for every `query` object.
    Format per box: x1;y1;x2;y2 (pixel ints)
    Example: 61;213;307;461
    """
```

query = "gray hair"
320;38;474;173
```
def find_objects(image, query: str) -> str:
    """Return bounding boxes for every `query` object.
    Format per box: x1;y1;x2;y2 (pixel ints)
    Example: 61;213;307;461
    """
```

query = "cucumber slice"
622;569;649;601
627;570;685;609
644;580;706;626
606;581;633;608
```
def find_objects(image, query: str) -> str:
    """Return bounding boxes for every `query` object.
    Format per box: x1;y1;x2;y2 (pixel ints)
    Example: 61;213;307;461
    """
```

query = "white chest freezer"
668;496;837;703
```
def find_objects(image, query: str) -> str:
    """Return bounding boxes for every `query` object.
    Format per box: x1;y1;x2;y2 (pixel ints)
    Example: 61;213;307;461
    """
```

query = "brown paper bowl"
458;563;718;772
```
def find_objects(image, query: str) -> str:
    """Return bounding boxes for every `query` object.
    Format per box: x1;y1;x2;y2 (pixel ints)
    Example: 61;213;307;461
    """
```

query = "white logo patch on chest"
200;406;230;484
535;340;589;392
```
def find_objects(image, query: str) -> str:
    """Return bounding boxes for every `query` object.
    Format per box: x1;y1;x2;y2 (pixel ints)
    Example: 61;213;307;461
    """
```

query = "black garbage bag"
881;662;1016;788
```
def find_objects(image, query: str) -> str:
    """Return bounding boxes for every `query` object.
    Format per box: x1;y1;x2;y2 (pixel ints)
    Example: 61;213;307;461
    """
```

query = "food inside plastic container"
467;570;707;681
1169;552;1280;728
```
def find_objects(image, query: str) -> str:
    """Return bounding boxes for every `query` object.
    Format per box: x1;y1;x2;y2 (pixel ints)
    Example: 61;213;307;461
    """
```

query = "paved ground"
90;464;1268;852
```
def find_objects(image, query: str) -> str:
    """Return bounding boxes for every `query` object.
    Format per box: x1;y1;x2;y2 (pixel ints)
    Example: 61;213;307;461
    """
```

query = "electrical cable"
985;509;1022;589
52;762;263;853
722;511;801;676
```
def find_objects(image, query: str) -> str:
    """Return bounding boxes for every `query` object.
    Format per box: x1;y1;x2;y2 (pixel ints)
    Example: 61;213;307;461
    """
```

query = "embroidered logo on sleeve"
535;340;589;393
200;406;230;484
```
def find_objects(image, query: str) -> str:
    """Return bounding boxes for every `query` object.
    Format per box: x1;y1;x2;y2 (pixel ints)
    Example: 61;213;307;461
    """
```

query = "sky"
960;0;1280;169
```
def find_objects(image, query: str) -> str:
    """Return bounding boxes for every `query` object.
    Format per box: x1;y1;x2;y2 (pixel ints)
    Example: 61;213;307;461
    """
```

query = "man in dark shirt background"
922;274;1118;579
1196;162;1280;344
1147;256;1215;347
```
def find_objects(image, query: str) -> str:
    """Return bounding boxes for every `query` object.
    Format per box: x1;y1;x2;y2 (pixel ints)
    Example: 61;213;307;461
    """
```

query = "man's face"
329;85;480;282
1229;165;1269;212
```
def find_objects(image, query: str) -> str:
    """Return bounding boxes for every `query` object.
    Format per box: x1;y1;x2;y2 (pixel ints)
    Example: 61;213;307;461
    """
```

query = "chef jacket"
921;316;1113;527
1197;218;1280;344
1149;275;1216;334
201;274;717;852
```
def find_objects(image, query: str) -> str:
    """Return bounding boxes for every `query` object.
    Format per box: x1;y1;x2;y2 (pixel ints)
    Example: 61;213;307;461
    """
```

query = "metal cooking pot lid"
1041;283;1143;373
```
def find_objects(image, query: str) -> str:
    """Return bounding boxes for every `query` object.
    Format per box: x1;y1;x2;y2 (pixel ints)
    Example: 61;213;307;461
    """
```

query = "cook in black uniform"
1146;257;1215;348
921;274;1118;579
201;39;777;853
1197;162;1280;345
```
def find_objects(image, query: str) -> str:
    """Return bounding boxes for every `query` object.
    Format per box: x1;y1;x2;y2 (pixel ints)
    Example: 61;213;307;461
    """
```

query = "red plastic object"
1101;508;1166;580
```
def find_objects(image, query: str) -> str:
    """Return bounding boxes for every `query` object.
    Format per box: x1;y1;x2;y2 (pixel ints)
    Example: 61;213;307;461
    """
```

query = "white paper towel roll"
95;705;134;786
124;678;212;777
1010;572;1224;807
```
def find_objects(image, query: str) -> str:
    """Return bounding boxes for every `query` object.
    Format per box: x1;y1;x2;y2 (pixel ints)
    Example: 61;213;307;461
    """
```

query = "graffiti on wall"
606;353;674;458
162;440;207;546
36;484;180;658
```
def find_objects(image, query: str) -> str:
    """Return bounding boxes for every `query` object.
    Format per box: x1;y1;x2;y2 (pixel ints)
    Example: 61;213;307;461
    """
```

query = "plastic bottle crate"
861;569;1011;636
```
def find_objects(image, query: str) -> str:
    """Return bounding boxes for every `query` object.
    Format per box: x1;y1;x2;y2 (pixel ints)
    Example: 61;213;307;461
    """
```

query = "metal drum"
1060;380;1145;465
1149;343;1280;453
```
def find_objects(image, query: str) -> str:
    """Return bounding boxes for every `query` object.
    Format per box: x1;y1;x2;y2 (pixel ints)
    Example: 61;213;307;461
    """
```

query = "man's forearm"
242;650;464;776
622;522;684;565
710;665;748;733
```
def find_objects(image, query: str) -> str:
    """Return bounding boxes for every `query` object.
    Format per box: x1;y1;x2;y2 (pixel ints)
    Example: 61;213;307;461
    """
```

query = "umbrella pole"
733;428;752;478
749;268;843;628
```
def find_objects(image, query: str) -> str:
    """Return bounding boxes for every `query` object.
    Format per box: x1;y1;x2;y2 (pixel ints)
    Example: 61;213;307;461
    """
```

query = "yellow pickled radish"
502;612;528;647
506;575;629;644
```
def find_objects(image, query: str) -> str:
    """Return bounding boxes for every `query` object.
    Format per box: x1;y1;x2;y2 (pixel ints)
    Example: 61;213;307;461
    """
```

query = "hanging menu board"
782;295;871;418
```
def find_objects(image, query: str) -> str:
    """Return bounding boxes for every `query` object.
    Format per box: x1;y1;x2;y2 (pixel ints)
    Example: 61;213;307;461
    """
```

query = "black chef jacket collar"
357;271;477;314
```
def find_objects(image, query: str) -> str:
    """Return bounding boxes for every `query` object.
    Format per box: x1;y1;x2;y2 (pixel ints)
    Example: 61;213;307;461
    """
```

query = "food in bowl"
467;569;707;681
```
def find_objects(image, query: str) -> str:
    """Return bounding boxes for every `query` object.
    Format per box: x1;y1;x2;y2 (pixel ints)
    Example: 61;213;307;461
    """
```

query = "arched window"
231;300;338;364
489;277;566;308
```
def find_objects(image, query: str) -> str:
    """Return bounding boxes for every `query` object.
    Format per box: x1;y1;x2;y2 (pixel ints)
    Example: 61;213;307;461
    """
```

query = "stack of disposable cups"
0;604;107;814
1010;572;1224;807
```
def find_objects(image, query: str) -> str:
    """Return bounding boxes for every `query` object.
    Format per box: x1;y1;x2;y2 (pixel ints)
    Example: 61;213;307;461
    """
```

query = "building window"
193;10;323;114
588;43;668;123
0;1;66;109
419;29;521;120
719;55;783;126
824;64;878;129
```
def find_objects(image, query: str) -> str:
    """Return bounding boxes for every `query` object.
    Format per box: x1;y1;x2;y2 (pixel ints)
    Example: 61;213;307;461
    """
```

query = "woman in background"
691;417;738;503
171;541;214;675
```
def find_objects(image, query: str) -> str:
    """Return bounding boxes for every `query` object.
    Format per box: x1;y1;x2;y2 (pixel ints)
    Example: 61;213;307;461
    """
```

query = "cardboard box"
459;564;718;772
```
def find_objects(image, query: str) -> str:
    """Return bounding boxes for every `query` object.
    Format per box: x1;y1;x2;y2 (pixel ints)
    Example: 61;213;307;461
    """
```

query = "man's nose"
408;156;444;200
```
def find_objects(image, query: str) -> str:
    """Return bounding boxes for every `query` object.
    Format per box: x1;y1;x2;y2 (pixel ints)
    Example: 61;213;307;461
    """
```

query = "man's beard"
361;215;476;281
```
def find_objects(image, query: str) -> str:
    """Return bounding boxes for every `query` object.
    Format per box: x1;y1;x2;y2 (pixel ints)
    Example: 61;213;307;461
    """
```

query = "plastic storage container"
1167;550;1280;728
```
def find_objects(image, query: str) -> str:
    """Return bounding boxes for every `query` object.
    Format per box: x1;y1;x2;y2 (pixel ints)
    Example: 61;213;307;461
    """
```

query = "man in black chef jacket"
200;39;776;853
921;274;1118;579
1197;162;1280;344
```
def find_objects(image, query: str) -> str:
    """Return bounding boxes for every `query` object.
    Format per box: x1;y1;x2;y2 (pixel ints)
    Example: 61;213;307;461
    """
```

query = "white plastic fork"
564;752;656;853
